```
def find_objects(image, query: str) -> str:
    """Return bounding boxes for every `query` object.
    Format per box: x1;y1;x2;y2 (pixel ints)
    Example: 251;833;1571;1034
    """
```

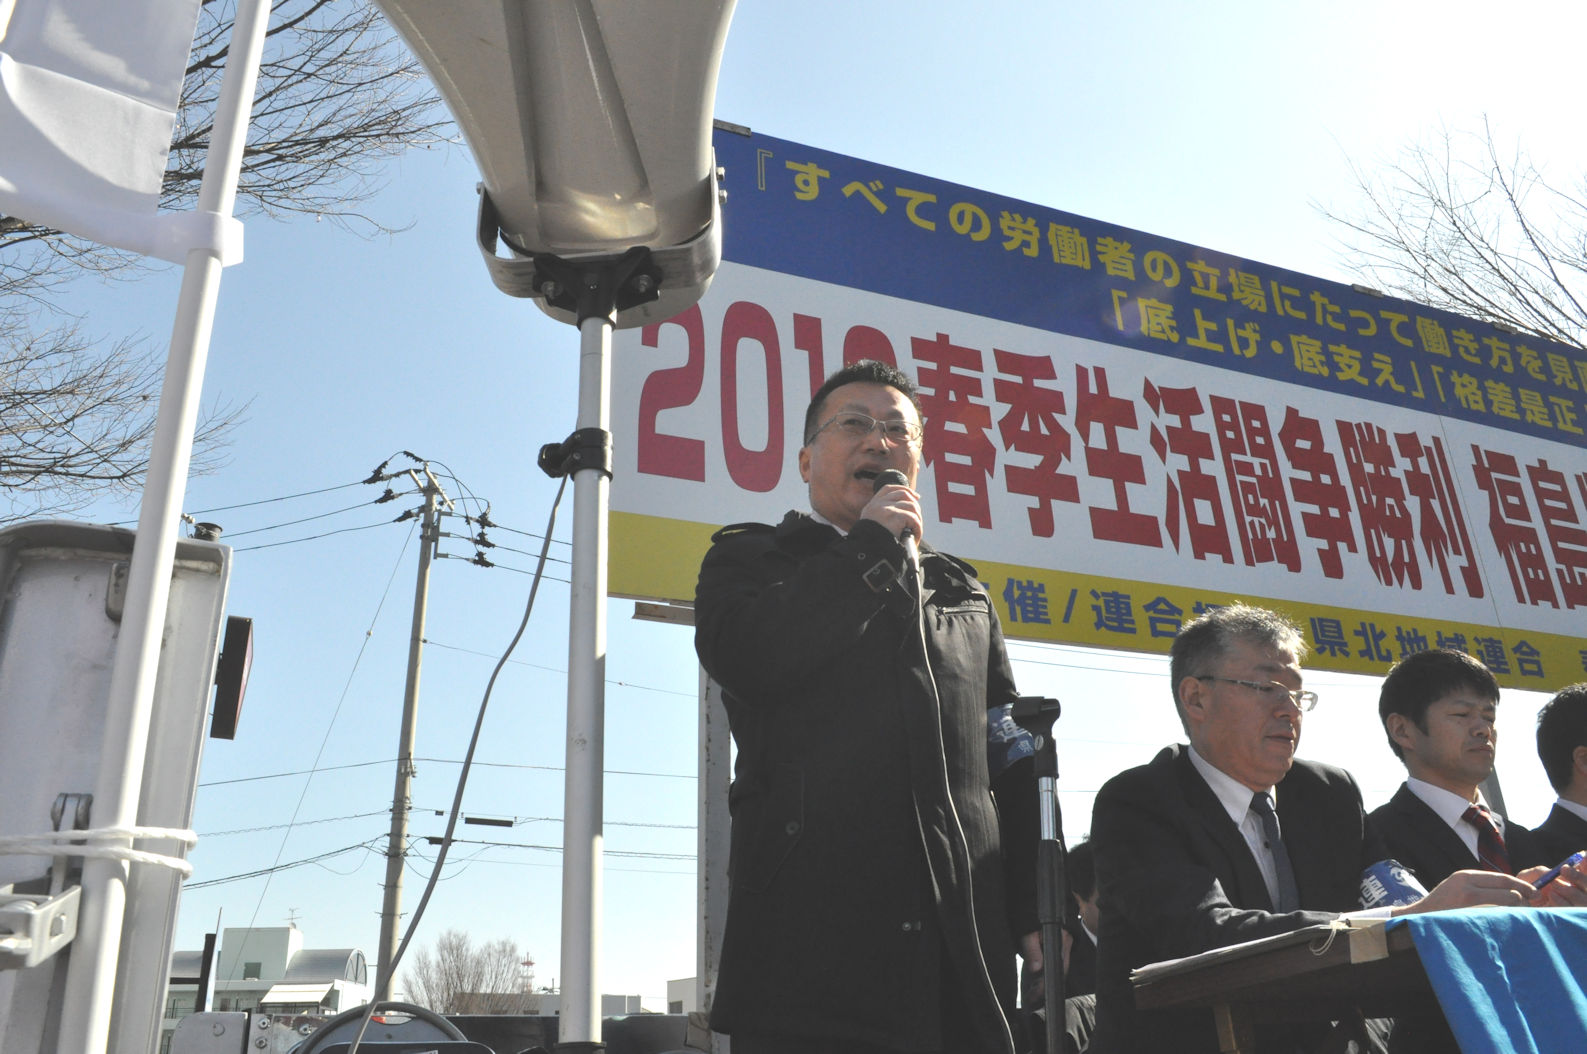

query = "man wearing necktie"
1088;605;1541;1054
1368;649;1550;890
1534;683;1587;863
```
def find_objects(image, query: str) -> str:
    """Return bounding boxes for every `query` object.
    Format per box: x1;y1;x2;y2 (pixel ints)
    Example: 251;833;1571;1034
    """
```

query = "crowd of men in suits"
694;359;1587;1054
1058;605;1587;1054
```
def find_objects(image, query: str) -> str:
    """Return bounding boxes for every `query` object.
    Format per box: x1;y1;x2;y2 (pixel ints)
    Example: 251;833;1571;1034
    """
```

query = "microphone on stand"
872;469;919;576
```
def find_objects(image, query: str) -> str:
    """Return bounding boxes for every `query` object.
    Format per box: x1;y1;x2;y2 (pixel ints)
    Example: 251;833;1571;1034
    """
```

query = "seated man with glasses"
694;359;1041;1054
1088;604;1546;1054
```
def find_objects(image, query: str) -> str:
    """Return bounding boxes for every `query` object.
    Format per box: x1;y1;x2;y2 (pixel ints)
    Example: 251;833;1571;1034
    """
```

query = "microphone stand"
1013;695;1066;1054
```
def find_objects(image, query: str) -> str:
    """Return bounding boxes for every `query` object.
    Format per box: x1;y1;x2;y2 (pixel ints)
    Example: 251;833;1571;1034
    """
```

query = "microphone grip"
872;469;920;573
900;529;919;573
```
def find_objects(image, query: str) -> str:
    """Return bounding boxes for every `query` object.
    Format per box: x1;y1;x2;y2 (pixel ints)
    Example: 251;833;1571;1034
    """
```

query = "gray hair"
1168;604;1306;732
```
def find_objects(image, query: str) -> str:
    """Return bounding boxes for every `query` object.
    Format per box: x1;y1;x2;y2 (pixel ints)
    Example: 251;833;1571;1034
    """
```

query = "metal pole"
1011;697;1066;1054
376;470;445;1000
559;311;611;1044
54;3;272;1050
1035;773;1066;1054
698;673;731;1019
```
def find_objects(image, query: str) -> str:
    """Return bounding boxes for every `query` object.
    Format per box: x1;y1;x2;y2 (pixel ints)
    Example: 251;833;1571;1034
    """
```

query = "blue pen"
1533;850;1587;891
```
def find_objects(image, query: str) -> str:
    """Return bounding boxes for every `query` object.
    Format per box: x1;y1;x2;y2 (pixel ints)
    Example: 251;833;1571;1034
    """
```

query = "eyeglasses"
1195;676;1319;712
809;411;924;445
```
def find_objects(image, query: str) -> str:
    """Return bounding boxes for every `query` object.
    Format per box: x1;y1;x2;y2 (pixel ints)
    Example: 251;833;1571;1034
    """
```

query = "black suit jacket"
1089;746;1385;1054
1367;783;1548;890
1535;802;1587;865
1065;923;1097;997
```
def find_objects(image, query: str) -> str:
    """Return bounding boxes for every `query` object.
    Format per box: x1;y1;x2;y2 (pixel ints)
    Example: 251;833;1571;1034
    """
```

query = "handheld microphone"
872;469;919;573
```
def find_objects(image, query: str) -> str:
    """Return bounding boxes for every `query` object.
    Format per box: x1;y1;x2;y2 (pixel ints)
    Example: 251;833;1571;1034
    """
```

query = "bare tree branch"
0;0;452;524
0;312;246;523
1326;119;1587;349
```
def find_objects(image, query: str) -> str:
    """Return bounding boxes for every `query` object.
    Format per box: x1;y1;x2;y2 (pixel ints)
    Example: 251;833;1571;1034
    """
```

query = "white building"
665;978;698;1015
531;992;643;1016
162;926;369;1053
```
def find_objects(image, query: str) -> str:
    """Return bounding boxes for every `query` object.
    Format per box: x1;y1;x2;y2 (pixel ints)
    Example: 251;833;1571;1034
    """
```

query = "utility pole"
376;465;451;1000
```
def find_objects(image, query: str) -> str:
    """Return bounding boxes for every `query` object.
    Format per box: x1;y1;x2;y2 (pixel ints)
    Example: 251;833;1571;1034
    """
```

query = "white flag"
0;0;210;262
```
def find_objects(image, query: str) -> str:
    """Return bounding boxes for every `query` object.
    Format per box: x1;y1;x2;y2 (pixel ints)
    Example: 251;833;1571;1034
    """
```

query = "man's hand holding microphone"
866;468;922;575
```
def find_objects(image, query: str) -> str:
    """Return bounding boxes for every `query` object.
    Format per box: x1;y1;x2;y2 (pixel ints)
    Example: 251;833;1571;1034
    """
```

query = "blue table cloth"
1387;908;1587;1053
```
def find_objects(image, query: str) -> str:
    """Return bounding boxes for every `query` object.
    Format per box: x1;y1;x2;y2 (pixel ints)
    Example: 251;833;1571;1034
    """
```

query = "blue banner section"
715;126;1587;450
1391;908;1587;1052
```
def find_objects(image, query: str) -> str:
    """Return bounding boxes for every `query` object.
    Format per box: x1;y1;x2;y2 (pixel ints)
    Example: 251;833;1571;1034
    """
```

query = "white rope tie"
0;826;198;877
1311;921;1340;955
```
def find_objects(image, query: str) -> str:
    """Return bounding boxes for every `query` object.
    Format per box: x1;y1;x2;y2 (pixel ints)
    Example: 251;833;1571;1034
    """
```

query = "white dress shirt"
1186;746;1396;918
1405;776;1499;861
1187;745;1285;910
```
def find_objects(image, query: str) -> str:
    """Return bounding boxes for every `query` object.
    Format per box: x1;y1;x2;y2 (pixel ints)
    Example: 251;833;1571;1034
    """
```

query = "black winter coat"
694;511;1037;1053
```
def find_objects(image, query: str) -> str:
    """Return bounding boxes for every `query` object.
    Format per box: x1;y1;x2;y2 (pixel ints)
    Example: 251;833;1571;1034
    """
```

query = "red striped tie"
1462;802;1512;874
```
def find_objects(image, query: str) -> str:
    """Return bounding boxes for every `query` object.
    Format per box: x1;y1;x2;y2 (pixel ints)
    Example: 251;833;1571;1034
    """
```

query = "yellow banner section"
971;557;1585;692
612;512;1586;692
610;511;720;606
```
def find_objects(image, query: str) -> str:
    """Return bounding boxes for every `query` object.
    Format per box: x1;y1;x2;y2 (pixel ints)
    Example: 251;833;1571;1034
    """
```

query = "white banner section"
613;262;1587;688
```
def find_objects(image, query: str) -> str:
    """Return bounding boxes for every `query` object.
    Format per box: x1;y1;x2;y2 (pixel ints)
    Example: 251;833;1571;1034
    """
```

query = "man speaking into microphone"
694;360;1041;1054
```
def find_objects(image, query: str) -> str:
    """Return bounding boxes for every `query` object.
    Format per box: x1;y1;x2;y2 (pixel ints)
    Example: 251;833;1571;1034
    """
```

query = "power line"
220;522;418;983
420;639;696;698
217;501;380;539
453;815;695;832
164;458;566;572
482;521;573;548
1004;641;1168;677
200;808;395;837
108;479;372;526
199;806;694;838
185;840;383;890
187;480;366;516
419;756;691;781
199;758;396;787
198;756;695;788
432;552;570;581
373;468;573;1004
469;538;572;565
429;837;694;862
403;843;494;882
231;520;392;552
404;843;691;879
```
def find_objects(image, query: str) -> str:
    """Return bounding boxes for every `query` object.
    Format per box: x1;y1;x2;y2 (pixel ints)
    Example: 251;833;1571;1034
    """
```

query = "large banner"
611;127;1587;691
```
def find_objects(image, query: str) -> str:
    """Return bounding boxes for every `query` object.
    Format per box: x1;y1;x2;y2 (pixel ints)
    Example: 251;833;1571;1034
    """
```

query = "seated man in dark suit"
1369;649;1548;889
1089;605;1543;1054
1064;839;1098;997
1020;839;1099;1051
1535;682;1587;864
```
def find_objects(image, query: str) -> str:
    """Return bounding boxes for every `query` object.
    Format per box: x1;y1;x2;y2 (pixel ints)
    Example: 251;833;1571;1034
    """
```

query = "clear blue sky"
49;0;1587;1009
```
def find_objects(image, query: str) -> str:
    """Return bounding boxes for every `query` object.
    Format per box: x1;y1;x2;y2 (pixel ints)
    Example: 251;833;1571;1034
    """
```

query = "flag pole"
55;1;273;1050
558;309;613;1043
